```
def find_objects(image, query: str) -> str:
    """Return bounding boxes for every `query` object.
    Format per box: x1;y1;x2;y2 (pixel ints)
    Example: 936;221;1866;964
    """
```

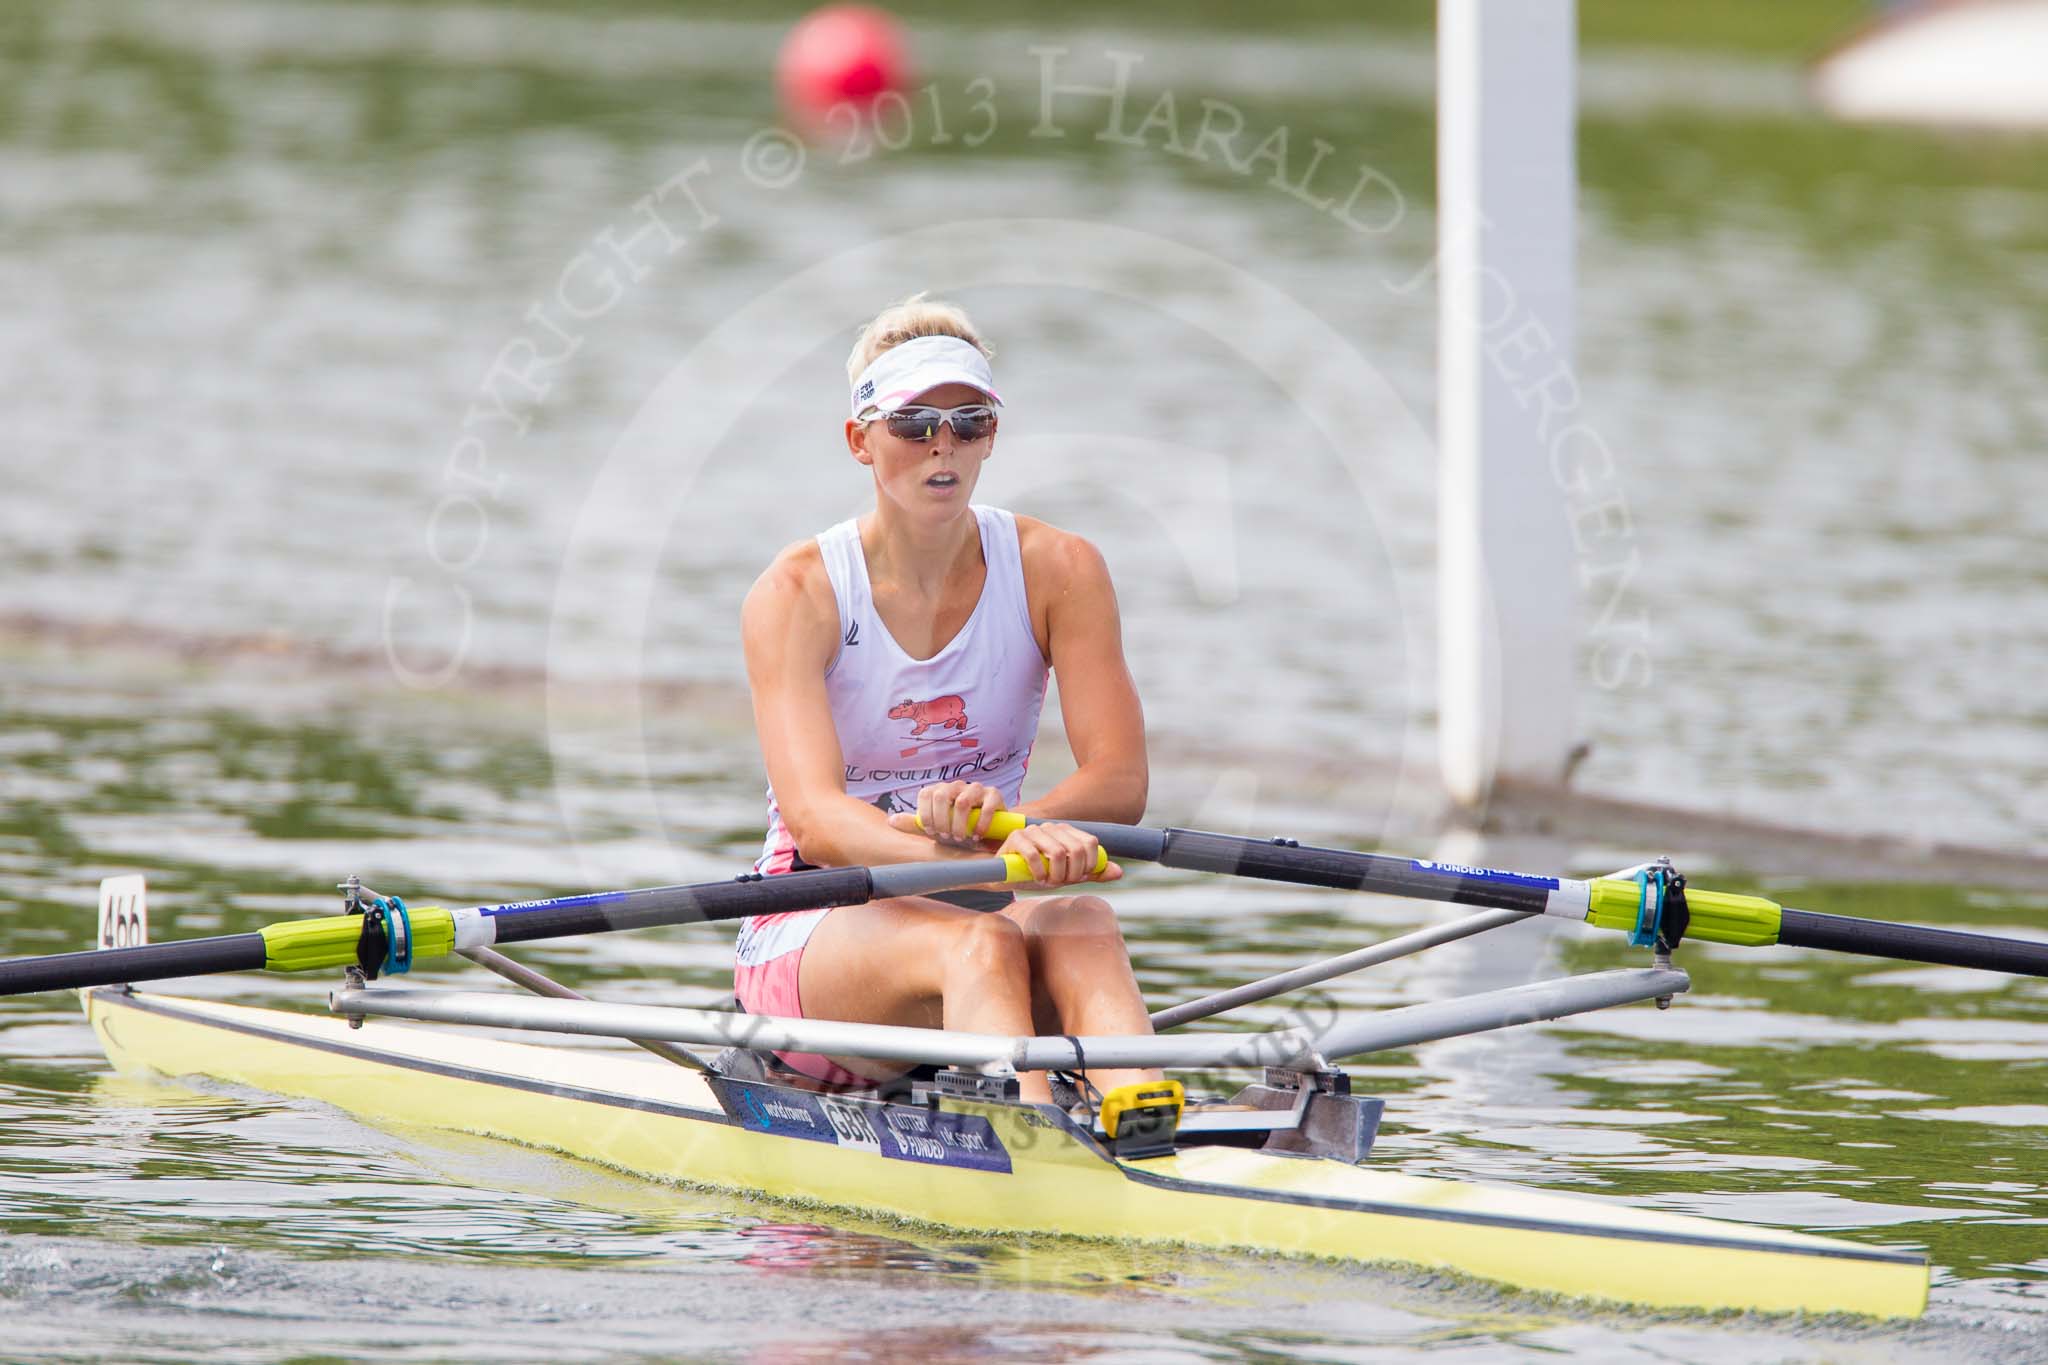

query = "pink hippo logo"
888;695;978;758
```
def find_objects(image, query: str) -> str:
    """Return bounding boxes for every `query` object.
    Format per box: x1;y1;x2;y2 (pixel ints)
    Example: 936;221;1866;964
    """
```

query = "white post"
1437;0;1581;809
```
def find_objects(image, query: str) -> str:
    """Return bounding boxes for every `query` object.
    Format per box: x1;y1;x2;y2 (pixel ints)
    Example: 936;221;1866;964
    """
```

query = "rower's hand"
995;823;1121;888
887;789;1118;886
890;781;1008;848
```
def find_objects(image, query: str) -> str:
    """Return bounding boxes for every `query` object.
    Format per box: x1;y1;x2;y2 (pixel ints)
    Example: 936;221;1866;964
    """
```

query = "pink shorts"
732;852;1015;1087
732;908;873;1087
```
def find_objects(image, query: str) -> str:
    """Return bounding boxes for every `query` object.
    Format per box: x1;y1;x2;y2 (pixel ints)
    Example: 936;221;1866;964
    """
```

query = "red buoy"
777;6;911;138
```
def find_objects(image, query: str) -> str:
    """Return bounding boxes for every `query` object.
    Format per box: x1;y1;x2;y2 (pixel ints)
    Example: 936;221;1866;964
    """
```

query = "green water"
3;0;2043;847
2;654;2044;1359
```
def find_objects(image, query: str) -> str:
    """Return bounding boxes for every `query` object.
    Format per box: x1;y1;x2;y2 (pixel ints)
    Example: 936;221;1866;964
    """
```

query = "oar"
959;813;2048;977
0;852;1070;998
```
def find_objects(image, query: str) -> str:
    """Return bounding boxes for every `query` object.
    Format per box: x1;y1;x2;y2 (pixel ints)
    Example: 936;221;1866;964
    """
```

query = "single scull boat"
11;823;2043;1317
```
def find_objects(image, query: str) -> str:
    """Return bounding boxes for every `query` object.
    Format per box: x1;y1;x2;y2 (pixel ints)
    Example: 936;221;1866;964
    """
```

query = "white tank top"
755;504;1049;873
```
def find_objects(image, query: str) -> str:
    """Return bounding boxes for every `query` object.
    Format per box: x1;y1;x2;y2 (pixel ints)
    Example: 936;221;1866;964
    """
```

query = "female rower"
734;293;1156;1104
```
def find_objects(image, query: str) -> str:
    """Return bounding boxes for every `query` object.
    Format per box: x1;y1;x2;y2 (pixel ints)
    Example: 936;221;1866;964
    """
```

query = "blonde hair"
845;292;993;384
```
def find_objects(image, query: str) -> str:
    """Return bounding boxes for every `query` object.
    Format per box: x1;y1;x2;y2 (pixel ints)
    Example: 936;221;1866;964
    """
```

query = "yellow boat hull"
84;987;1928;1317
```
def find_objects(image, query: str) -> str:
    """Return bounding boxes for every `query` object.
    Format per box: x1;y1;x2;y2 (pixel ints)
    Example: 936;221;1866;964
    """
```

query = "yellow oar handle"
997;846;1108;879
913;806;1024;839
957;809;1028;840
917;810;1108;876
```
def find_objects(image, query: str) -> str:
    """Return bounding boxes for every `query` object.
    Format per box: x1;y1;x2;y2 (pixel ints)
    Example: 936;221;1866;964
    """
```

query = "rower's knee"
947;910;1028;979
1021;894;1121;942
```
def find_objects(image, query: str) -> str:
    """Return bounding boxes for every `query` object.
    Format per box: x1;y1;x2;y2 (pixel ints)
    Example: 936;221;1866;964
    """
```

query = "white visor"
850;335;1002;420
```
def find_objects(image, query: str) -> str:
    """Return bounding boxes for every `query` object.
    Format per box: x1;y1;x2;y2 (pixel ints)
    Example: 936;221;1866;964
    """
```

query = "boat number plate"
97;876;149;951
722;1083;1012;1173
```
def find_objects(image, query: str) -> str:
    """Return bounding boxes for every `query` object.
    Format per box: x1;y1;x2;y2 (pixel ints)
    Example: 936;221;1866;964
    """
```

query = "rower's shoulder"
743;539;835;627
1013;514;1113;589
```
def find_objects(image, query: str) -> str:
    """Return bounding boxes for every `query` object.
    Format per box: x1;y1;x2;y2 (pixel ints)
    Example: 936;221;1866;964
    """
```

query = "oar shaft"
990;814;2048;979
475;867;876;947
257;865;895;980
0;855;1035;997
453;856;1028;950
1154;827;1564;911
1779;908;2048;977
0;933;267;996
1006;816;1569;915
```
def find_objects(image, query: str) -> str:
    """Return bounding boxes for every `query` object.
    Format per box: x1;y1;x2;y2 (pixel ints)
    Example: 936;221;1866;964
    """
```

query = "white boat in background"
1813;0;2048;129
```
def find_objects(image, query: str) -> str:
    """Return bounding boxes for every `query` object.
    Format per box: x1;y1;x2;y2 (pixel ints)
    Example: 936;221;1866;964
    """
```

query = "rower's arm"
1014;521;1149;825
741;543;988;870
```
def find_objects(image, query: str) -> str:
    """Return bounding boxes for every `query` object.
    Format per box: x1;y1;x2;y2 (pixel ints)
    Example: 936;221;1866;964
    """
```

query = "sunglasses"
877;404;997;443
